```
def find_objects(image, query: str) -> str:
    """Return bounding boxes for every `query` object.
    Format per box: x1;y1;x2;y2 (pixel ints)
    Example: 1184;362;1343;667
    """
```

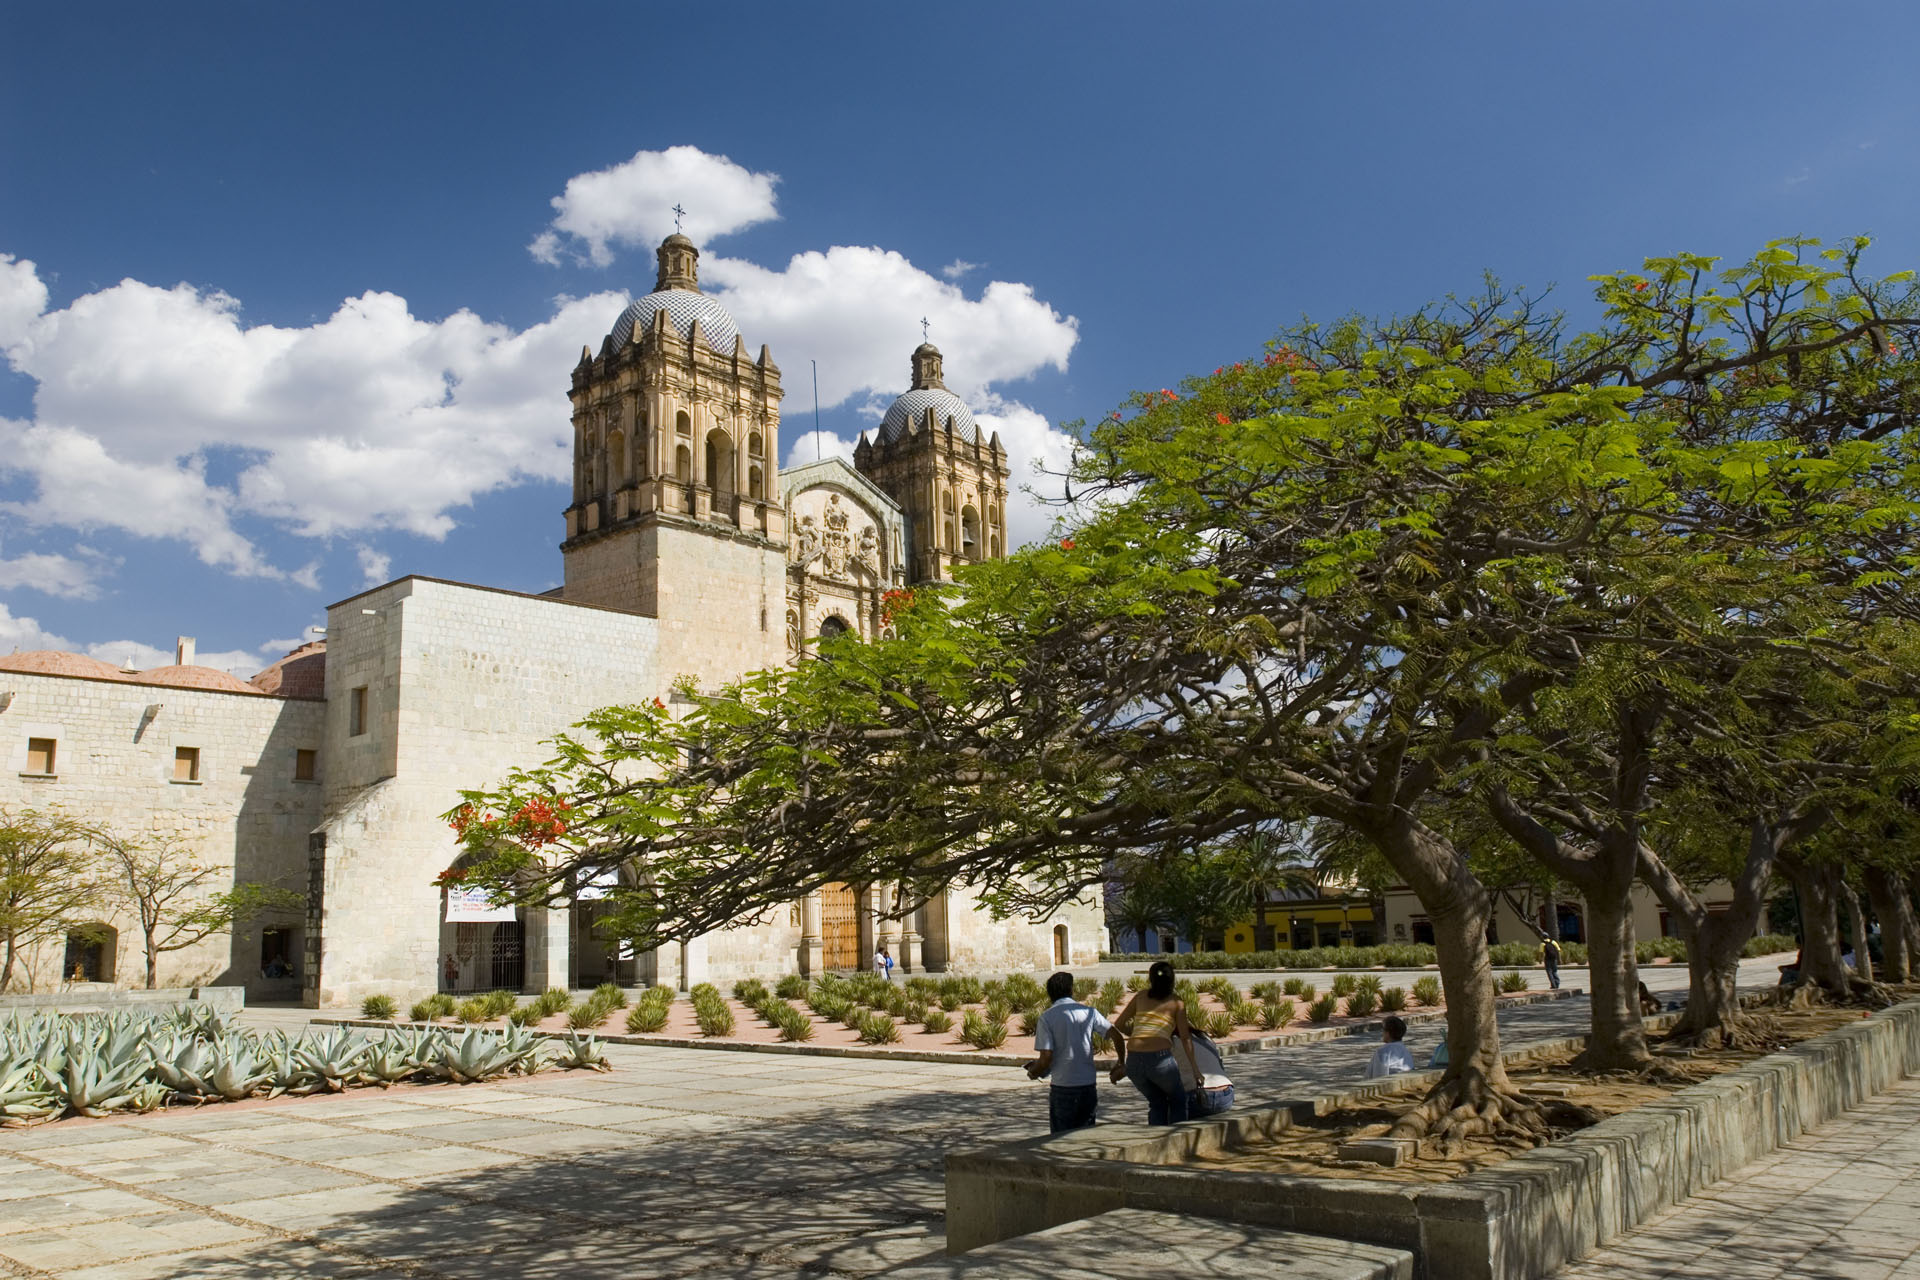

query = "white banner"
445;886;518;923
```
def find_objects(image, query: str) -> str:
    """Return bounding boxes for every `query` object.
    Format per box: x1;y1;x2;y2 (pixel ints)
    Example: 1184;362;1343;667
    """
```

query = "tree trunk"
144;929;158;990
1579;890;1649;1070
1842;884;1874;983
0;932;15;993
1864;867;1913;984
1782;858;1849;994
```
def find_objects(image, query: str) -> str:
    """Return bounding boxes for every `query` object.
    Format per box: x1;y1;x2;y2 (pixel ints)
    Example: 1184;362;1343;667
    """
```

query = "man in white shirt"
1364;1015;1416;1079
1025;971;1127;1133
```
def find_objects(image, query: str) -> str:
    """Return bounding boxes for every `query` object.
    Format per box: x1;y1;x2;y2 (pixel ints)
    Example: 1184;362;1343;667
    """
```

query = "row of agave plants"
0;1004;610;1126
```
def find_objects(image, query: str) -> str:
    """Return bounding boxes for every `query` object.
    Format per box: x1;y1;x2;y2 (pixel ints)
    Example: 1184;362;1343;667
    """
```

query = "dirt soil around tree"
1193;998;1902;1184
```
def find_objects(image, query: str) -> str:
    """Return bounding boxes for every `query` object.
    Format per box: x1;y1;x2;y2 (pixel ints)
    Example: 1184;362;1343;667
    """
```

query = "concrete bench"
884;1207;1413;1279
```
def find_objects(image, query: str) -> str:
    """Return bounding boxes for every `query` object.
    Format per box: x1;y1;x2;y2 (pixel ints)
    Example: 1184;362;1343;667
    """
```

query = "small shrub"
1203;1011;1235;1039
569;1000;612;1030
776;1006;816;1042
1174;980;1202;1009
456;998;492;1024
905;1000;929;1024
954;976;985;1004
882;989;911;1018
985;996;1011;1022
535;988;571;1017
508;1003;545;1027
408;998;441;1023
920;1008;953;1033
775;974;808;1000
1295;982;1316;1002
938;994;963;1012
625;1001;669;1034
960;1012;1008;1050
1072;976;1098;1000
1344;987;1378;1017
1306;994;1339;1023
1257;999;1294;1030
361;995;398;1020
1202;976;1238;1002
858;1012;902;1045
1411;976;1442;1007
1500;971;1531;993
732;978;767;1005
1354;975;1383;997
1250;981;1284;1002
1379;986;1408;1013
1282;977;1307;996
1230;1000;1262;1026
483;989;518;1018
841;1003;867;1029
696;1002;736;1037
1330;974;1357;997
1004;973;1046;1005
1126;975;1147;992
1018;1006;1043;1037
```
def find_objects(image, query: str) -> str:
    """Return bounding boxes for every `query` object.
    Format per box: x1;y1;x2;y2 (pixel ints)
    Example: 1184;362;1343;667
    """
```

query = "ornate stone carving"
795;515;820;564
821;494;853;578
855;525;878;573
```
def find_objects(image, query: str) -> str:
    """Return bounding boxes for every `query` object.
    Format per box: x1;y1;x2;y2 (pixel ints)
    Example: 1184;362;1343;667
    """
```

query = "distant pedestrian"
874;947;894;980
1539;935;1562;990
1364;1015;1416;1079
1025;970;1125;1133
1112;960;1195;1125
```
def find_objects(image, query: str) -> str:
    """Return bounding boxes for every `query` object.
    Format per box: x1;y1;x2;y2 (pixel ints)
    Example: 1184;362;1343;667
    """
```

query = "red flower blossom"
1060;538;1076;550
652;697;665;710
1215;412;1230;425
1633;281;1649;292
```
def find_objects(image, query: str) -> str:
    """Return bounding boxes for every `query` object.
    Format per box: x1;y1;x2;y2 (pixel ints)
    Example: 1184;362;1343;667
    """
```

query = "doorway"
820;883;860;970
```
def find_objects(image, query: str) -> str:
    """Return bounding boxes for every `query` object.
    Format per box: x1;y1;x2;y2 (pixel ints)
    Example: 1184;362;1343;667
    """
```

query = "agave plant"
553;1030;609;1072
49;1029;153;1117
150;1033;216;1096
293;1029;368;1093
436;1027;535;1084
258;1031;316;1097
199;1035;271;1102
0;1058;58;1126
358;1034;418;1087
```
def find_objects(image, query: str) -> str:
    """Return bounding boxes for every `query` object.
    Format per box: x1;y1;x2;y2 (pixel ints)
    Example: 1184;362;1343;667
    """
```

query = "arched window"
943;519;956;550
63;924;116;984
990;535;1001;558
706;429;736;494
748;432;764;458
987;504;999;532
961;505;980;558
675;444;692;483
748;466;764;500
818;615;851;640
676;409;691;436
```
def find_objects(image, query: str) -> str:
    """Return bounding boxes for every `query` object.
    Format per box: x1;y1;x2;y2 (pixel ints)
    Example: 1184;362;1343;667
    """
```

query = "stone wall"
0;670;322;997
312;577;663;1008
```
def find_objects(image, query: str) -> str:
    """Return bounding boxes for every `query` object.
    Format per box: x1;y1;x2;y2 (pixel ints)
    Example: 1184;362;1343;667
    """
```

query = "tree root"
1773;977;1897;1010
1662;1009;1783;1052
1386;1076;1548;1146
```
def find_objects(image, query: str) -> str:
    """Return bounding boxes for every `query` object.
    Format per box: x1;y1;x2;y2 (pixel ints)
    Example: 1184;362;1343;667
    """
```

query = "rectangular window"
25;737;55;775
294;748;317;781
349;686;368;737
173;747;200;783
260;927;297;980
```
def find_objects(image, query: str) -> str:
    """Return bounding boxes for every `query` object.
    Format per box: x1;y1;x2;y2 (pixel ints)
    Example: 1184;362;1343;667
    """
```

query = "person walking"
1024;970;1126;1133
874;947;893;981
1111;960;1195;1125
1540;934;1562;991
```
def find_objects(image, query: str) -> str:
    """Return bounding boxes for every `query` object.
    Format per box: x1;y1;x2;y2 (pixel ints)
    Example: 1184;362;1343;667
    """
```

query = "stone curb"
317;988;1582;1069
940;1000;1920;1280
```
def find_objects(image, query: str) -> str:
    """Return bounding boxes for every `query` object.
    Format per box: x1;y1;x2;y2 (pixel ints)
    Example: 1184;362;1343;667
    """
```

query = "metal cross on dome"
672;203;686;232
920;316;930;343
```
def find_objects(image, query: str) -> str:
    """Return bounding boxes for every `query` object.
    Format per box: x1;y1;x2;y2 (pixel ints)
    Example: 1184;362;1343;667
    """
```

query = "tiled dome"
250;640;326;699
131;665;264;694
879;387;979;444
609;290;740;353
0;650;132;680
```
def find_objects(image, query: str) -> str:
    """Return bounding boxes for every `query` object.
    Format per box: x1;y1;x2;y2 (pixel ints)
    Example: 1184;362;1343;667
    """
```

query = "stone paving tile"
61;1239;407;1279
0;1188;170;1236
0;1210;263;1274
137;1163;369;1207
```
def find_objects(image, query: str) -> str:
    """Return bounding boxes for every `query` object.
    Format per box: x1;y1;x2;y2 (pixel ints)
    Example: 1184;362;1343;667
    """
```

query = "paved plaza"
0;956;1873;1279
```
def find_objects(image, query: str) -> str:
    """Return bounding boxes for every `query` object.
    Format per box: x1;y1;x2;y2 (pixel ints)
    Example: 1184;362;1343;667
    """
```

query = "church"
0;233;1102;1007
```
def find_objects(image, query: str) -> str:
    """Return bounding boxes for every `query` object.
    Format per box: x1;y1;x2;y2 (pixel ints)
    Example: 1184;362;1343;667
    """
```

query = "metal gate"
821;883;861;970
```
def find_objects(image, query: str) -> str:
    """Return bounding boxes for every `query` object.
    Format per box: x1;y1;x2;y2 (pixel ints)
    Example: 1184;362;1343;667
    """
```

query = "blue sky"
3;2;1917;673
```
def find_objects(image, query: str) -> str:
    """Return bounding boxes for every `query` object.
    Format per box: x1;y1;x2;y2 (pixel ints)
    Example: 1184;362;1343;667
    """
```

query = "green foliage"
455;999;491;1025
1329;974;1357;998
1229;1000;1261;1026
1379;986;1409;1013
1203;1011;1236;1039
1411;977;1443;1007
959;1011;1008;1051
534;988;572;1017
592;983;629;1009
1344;987;1378;1017
1282;977;1308;996
1499;971;1531;993
507;1003;544;1027
920;1008;953;1034
482;990;518;1018
1306;994;1339;1024
857;1012;902;1045
360;995;397;1020
1354;975;1383;997
1257;998;1294;1030
554;1030;609;1072
775;975;809;1000
624;1000;669;1034
408;998;441;1023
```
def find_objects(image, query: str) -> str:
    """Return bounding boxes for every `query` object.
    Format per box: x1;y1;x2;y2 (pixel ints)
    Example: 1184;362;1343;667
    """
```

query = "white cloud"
355;544;392;586
782;431;855;469
0;549;102;599
942;259;980;281
706;246;1077;412
529;146;779;267
0;601;72;654
0;261;626;575
0;255;48;349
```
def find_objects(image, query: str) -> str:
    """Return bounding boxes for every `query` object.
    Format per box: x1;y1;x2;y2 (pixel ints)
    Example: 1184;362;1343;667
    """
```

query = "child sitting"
1364;1015;1416;1079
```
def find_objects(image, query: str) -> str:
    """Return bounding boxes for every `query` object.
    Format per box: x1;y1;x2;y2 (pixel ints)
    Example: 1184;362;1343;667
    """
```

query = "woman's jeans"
1125;1049;1190;1125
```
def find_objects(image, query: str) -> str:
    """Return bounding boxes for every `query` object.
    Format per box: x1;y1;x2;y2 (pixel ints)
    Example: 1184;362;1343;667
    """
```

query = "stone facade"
0;232;1102;1004
0;653;323;999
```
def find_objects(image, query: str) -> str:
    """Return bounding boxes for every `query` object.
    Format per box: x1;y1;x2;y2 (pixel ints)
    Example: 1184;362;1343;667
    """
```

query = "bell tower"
855;342;1009;583
560;234;788;688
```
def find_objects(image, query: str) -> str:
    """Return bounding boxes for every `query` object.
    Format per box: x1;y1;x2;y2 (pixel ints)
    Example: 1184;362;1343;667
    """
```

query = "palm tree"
1105;879;1169;953
1220;830;1316;950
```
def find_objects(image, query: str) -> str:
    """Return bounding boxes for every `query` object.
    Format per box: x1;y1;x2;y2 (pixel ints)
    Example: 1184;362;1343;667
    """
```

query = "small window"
748;432;764;457
675;410;691;436
294;749;318;782
349;686;368;737
25;737;55;775
173;747;200;783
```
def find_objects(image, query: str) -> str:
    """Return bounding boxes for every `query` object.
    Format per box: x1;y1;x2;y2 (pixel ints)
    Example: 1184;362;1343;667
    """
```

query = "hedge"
1098;933;1798;971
